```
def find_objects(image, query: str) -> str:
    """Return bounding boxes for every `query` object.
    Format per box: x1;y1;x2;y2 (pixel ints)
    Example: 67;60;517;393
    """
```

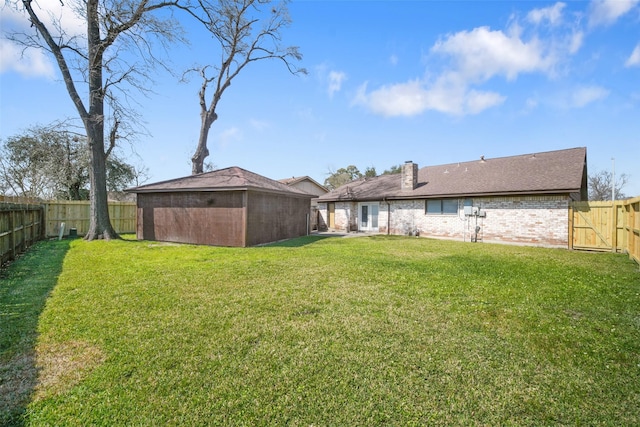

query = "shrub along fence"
570;196;640;265
0;197;136;264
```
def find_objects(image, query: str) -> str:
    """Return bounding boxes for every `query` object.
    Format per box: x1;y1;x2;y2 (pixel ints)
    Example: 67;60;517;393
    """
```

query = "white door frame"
358;202;379;232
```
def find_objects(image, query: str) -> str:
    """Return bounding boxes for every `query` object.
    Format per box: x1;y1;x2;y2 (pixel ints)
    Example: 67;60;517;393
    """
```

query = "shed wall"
246;191;311;246
137;191;245;247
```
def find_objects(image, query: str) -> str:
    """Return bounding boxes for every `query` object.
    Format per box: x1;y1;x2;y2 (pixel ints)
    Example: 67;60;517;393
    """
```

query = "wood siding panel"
137;191;245;247
245;191;310;246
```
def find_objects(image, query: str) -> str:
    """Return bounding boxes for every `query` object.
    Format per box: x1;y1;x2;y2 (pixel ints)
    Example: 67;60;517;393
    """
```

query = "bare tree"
588;169;629;201
9;0;183;239
181;0;306;174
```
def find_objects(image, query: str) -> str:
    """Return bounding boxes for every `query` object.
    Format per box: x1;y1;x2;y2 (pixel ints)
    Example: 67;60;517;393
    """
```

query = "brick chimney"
401;160;418;190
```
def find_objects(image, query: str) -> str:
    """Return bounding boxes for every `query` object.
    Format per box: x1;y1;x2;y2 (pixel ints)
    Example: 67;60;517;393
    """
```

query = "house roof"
278;176;329;192
127;166;314;197
317;147;587;202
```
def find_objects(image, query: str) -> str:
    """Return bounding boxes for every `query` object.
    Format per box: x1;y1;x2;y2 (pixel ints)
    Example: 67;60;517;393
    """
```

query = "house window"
425;199;458;215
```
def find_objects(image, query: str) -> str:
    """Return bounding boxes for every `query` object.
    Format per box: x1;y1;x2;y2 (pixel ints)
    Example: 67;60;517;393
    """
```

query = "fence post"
9;209;15;261
568;203;574;250
611;201;618;253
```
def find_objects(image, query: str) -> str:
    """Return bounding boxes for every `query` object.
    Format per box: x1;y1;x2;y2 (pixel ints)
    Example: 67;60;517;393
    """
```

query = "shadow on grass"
265;234;343;247
0;239;72;426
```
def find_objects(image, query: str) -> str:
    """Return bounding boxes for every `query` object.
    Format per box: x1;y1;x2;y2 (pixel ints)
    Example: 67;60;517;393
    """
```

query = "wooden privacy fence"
44;201;136;237
570;196;640;265
0;203;45;264
0;199;136;264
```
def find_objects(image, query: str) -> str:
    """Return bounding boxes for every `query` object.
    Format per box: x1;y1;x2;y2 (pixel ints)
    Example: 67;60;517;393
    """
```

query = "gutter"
383;198;390;235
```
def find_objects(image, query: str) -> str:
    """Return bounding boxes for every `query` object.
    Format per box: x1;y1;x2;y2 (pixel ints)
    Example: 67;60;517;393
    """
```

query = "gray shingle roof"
318;147;587;201
278;176;328;192
127;166;313;197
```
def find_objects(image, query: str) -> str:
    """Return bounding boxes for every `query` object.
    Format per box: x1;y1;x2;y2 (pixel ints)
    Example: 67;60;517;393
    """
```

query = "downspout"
384;198;390;235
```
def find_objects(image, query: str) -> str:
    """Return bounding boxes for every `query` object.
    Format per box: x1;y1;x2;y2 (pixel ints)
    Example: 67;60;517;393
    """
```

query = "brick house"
127;167;314;247
316;147;588;248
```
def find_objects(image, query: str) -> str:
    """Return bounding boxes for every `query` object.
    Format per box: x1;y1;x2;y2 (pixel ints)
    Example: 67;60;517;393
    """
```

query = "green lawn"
2;235;640;425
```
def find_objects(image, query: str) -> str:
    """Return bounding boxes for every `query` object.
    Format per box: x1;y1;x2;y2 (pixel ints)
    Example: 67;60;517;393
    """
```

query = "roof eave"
317;188;581;202
128;186;313;198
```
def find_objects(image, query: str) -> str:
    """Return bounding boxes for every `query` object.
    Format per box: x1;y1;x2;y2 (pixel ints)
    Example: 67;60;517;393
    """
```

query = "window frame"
425;199;459;215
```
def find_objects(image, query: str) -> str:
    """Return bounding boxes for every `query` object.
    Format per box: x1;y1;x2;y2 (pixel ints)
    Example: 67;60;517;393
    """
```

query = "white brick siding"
318;195;570;248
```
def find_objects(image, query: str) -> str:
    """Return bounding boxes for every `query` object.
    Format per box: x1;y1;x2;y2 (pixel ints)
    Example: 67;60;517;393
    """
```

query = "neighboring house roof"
127;166;313;197
318;147;587;202
278;176;329;194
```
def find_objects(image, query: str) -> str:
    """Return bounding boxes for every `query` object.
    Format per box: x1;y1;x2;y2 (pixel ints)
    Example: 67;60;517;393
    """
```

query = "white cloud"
354;20;560;117
465;90;506;114
353;2;609;118
0;0;86;77
0;39;56;78
352;76;505;117
588;0;640;28
327;70;346;98
389;54;399;66
431;26;554;82
626;43;640;67
354;80;428;117
527;2;566;26
570;85;610;107
568;31;584;54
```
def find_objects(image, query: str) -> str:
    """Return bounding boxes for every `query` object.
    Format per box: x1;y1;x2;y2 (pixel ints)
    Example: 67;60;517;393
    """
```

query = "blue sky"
1;0;639;196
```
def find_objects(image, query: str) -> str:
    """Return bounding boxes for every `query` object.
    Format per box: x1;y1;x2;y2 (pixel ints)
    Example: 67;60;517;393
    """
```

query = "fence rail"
570;196;640;265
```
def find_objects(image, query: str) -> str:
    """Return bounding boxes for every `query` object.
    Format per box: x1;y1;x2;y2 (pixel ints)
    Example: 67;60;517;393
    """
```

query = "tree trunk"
191;129;209;175
191;111;217;175
85;125;118;240
84;0;118;240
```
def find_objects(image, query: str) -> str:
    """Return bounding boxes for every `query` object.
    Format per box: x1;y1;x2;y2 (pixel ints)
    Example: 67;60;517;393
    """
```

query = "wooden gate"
570;201;617;251
570;197;640;264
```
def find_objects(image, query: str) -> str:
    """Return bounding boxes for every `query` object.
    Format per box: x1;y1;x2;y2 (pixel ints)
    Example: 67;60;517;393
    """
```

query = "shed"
127;167;314;247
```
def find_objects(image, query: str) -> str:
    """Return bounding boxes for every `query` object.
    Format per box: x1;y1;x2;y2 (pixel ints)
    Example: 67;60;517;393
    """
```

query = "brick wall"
318;195;570;247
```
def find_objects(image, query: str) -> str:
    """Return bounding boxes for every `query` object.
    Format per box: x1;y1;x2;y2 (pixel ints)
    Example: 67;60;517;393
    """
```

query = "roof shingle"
128;166;313;197
318;147;587;201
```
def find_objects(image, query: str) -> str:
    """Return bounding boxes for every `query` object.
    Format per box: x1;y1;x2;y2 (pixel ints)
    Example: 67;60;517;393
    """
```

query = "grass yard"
2;235;640;425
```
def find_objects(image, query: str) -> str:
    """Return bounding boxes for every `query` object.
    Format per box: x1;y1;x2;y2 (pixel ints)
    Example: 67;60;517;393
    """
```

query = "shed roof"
127;166;313;197
318;147;587;202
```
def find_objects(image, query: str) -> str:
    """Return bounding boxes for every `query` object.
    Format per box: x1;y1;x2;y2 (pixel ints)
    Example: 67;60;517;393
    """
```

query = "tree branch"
21;0;89;120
